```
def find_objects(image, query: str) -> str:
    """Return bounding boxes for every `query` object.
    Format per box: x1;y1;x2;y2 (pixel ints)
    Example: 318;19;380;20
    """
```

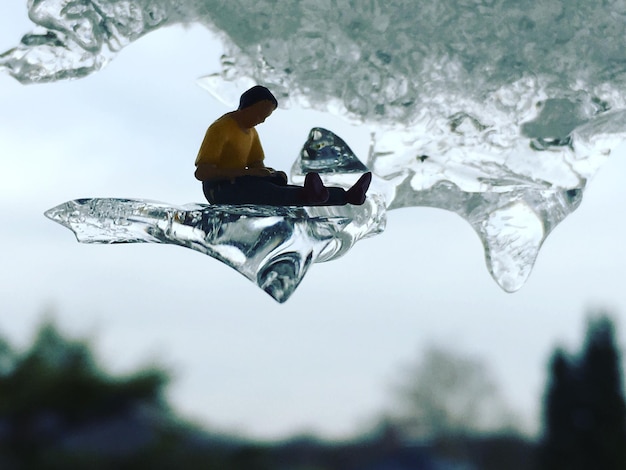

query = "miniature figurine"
194;85;371;206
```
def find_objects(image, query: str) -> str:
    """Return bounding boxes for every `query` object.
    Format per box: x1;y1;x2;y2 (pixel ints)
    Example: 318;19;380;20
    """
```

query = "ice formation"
6;1;626;297
44;197;384;303
45;129;386;302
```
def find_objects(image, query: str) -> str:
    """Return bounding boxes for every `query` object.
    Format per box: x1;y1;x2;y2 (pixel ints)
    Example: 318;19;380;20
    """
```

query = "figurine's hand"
247;167;273;177
271;170;288;184
260;168;288;184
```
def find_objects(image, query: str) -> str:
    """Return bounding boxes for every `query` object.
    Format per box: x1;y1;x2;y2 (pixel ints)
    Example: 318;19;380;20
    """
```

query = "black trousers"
202;175;348;206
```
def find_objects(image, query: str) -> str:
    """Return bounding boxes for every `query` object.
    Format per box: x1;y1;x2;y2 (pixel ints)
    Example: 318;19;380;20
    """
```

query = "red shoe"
303;172;329;204
346;172;372;205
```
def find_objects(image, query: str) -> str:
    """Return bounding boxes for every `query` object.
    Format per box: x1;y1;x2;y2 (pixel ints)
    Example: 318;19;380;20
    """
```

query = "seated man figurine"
194;85;371;206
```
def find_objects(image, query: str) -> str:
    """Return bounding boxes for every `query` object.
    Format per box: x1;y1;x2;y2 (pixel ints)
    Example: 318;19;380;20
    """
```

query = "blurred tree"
0;319;170;466
539;313;626;470
392;346;517;441
0;320;168;422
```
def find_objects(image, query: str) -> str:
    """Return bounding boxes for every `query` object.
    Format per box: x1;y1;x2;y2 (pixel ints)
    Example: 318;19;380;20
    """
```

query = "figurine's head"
236;86;278;128
238;85;278;110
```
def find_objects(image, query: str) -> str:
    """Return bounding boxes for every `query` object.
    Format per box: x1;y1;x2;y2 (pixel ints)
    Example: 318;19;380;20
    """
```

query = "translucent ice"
44;129;384;301
44;195;385;303
291;128;586;292
7;1;626;293
0;0;177;82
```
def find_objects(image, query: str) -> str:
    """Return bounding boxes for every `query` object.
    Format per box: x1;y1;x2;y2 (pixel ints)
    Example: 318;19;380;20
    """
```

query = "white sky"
2;5;626;440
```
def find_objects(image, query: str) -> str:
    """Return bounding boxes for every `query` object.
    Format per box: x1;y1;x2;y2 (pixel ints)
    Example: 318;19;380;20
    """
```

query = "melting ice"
6;0;626;300
44;195;385;303
45;129;386;303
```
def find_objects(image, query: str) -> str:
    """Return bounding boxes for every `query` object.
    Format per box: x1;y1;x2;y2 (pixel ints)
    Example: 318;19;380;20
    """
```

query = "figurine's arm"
247;133;288;183
194;121;256;181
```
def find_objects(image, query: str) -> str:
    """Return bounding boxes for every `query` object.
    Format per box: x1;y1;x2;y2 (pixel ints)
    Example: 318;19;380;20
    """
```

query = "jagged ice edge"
43;196;386;303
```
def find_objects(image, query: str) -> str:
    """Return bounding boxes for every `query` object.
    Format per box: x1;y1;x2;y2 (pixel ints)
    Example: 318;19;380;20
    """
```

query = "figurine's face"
243;100;276;127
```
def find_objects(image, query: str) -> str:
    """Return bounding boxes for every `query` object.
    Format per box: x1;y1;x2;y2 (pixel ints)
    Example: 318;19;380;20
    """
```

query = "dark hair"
238;85;278;110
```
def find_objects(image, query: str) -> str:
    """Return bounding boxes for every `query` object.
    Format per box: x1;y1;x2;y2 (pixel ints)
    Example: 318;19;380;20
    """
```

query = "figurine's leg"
202;181;222;203
203;177;310;205
203;173;371;206
203;180;258;204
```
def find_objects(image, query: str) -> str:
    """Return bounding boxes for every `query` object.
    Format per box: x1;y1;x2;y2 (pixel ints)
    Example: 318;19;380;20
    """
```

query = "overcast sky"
2;5;626;440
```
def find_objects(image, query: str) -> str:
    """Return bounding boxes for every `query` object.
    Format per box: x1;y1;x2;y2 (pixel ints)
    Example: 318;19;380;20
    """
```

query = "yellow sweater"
195;114;265;169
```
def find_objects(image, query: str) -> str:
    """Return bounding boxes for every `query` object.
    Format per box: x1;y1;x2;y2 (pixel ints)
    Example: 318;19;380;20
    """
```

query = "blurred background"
2;3;626;469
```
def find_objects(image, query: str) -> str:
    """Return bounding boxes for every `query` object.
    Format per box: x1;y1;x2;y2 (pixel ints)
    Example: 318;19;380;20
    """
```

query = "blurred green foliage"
0;321;167;421
5;313;622;469
0;319;269;469
539;313;626;470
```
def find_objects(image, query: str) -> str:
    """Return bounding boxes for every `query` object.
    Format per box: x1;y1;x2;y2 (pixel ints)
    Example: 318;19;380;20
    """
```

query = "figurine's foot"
303;172;329;204
346;172;372;205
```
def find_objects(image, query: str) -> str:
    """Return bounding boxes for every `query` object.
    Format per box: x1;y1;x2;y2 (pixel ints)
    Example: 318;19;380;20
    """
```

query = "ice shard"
7;1;626;293
44;194;385;303
368;108;626;291
386;180;582;292
0;0;178;82
44;129;385;302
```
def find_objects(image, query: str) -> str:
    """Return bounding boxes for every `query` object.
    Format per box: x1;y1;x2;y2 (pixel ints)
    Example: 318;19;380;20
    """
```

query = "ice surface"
44;194;385;303
44;131;385;302
8;1;626;295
